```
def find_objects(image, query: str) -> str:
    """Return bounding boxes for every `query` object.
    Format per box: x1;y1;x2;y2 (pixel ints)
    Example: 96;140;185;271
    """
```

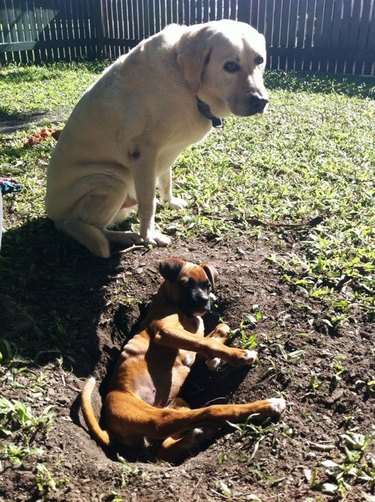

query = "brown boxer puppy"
80;257;286;462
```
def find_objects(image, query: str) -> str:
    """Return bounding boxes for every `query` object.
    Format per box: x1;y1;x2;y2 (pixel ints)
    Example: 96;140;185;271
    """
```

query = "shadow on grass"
265;69;375;99
0;217;123;376
0;109;49;134
0;60;108;83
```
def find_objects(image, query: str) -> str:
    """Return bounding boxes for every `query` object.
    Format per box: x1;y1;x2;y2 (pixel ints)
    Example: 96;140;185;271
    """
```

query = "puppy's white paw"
167;196;188;210
144;230;171;247
206;357;222;370
192;428;204;437
241;350;258;365
268;397;286;415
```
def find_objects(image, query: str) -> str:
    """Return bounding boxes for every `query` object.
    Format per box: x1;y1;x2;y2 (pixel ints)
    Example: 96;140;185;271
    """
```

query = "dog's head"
159;257;218;316
177;19;268;118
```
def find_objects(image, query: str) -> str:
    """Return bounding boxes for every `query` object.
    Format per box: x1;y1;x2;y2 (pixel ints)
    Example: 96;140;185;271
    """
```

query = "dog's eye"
179;278;194;288
255;55;264;66
223;61;240;73
200;280;210;291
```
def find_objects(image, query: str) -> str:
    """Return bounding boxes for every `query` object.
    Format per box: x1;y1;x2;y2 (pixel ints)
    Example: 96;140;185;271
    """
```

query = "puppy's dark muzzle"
190;294;210;314
248;95;268;115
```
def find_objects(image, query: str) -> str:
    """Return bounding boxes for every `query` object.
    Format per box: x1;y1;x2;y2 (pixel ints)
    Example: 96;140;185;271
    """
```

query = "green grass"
0;62;373;339
0;63;373;328
0;62;374;482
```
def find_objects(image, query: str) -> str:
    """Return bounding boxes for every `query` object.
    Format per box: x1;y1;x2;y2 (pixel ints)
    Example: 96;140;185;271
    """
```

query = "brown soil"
0;233;374;502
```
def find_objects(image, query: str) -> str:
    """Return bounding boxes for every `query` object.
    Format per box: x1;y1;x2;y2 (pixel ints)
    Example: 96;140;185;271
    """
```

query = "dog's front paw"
144;230;171;247
206;357;222;371
167;196;188;210
267;397;287;416
241;349;258;365
227;349;258;366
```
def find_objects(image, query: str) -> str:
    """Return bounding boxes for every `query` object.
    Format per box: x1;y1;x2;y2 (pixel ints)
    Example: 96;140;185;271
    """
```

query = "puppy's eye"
179;278;194;288
224;61;240;73
255;55;264;66
200;280;210;291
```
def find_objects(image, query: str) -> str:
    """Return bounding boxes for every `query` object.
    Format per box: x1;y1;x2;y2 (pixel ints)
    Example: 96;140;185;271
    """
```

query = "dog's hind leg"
159;426;218;463
159;398;218;463
55;175;142;258
56;218;112;258
158;397;286;462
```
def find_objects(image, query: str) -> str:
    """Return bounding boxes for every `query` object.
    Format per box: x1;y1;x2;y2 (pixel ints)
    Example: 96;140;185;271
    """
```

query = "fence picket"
0;0;374;75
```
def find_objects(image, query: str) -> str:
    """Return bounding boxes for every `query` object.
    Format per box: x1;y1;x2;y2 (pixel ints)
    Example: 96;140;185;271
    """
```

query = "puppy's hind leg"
159;427;217;464
159;399;217;463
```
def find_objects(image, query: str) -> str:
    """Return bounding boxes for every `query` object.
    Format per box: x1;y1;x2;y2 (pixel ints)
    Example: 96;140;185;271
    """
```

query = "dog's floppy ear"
177;26;213;94
159;257;184;282
201;263;218;291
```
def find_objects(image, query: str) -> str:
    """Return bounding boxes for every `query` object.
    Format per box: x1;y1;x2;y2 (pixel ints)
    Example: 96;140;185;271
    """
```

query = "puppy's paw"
242;349;258;364
206;357;222;371
144;230;171;247
237;349;258;365
167;196;188;210
267;397;286;416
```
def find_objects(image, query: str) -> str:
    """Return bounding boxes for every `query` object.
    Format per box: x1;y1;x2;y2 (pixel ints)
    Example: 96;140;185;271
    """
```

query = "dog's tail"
81;376;110;446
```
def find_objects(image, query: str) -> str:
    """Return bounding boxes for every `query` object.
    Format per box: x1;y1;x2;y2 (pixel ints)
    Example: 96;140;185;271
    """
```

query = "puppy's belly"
132;372;157;405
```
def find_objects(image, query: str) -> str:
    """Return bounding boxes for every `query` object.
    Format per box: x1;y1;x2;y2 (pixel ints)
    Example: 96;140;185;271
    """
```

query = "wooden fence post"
238;0;251;24
93;0;105;58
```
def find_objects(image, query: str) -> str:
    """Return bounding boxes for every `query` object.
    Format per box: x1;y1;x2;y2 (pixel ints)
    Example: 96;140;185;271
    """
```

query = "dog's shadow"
0;218;123;376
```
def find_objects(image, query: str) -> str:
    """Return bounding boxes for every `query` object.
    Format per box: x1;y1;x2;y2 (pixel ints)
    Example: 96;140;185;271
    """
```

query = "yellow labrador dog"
46;20;268;258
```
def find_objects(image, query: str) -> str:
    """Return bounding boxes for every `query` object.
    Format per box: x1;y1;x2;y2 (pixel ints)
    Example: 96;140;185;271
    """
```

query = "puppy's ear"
159;257;184;282
201;263;218;291
177;26;213;94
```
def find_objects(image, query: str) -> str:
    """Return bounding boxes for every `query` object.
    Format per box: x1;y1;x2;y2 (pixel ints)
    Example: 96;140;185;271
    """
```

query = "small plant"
0;398;54;465
0;397;54;434
275;343;305;364
0;443;43;464
0;338;17;364
228;414;288;463
304;373;323;398
215;480;232;498
330;357;347;391
310;430;375;497
229;306;261;350
35;463;58;497
116;454;148;488
108;494;124;502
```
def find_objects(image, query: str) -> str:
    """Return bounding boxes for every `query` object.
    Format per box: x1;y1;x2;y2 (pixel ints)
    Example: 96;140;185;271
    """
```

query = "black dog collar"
197;98;223;128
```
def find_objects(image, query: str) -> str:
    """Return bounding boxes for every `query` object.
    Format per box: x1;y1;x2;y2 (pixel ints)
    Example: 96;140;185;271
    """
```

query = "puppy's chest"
177;316;205;367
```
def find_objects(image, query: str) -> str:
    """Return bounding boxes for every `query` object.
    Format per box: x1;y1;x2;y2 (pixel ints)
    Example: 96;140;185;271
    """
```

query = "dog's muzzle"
247;94;269;115
184;292;210;315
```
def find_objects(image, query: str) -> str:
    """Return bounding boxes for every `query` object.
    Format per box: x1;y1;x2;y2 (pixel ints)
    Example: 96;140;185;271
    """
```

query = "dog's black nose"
249;95;268;114
196;294;210;310
199;295;210;306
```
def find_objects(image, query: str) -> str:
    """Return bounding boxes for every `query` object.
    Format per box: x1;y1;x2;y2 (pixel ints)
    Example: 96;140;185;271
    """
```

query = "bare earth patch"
1;232;373;501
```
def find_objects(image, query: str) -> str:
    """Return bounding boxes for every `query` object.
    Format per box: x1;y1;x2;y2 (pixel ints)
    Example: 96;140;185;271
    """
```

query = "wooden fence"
1;0;374;76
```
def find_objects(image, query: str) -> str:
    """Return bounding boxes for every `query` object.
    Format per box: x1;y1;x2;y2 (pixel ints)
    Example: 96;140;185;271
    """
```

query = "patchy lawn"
0;63;374;501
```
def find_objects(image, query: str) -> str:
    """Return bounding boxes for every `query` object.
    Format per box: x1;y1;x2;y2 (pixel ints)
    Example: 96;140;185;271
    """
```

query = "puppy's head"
177;20;268;118
159;257;218;316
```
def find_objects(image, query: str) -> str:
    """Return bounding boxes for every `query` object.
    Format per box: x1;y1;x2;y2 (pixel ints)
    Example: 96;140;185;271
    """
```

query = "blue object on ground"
0;177;23;194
